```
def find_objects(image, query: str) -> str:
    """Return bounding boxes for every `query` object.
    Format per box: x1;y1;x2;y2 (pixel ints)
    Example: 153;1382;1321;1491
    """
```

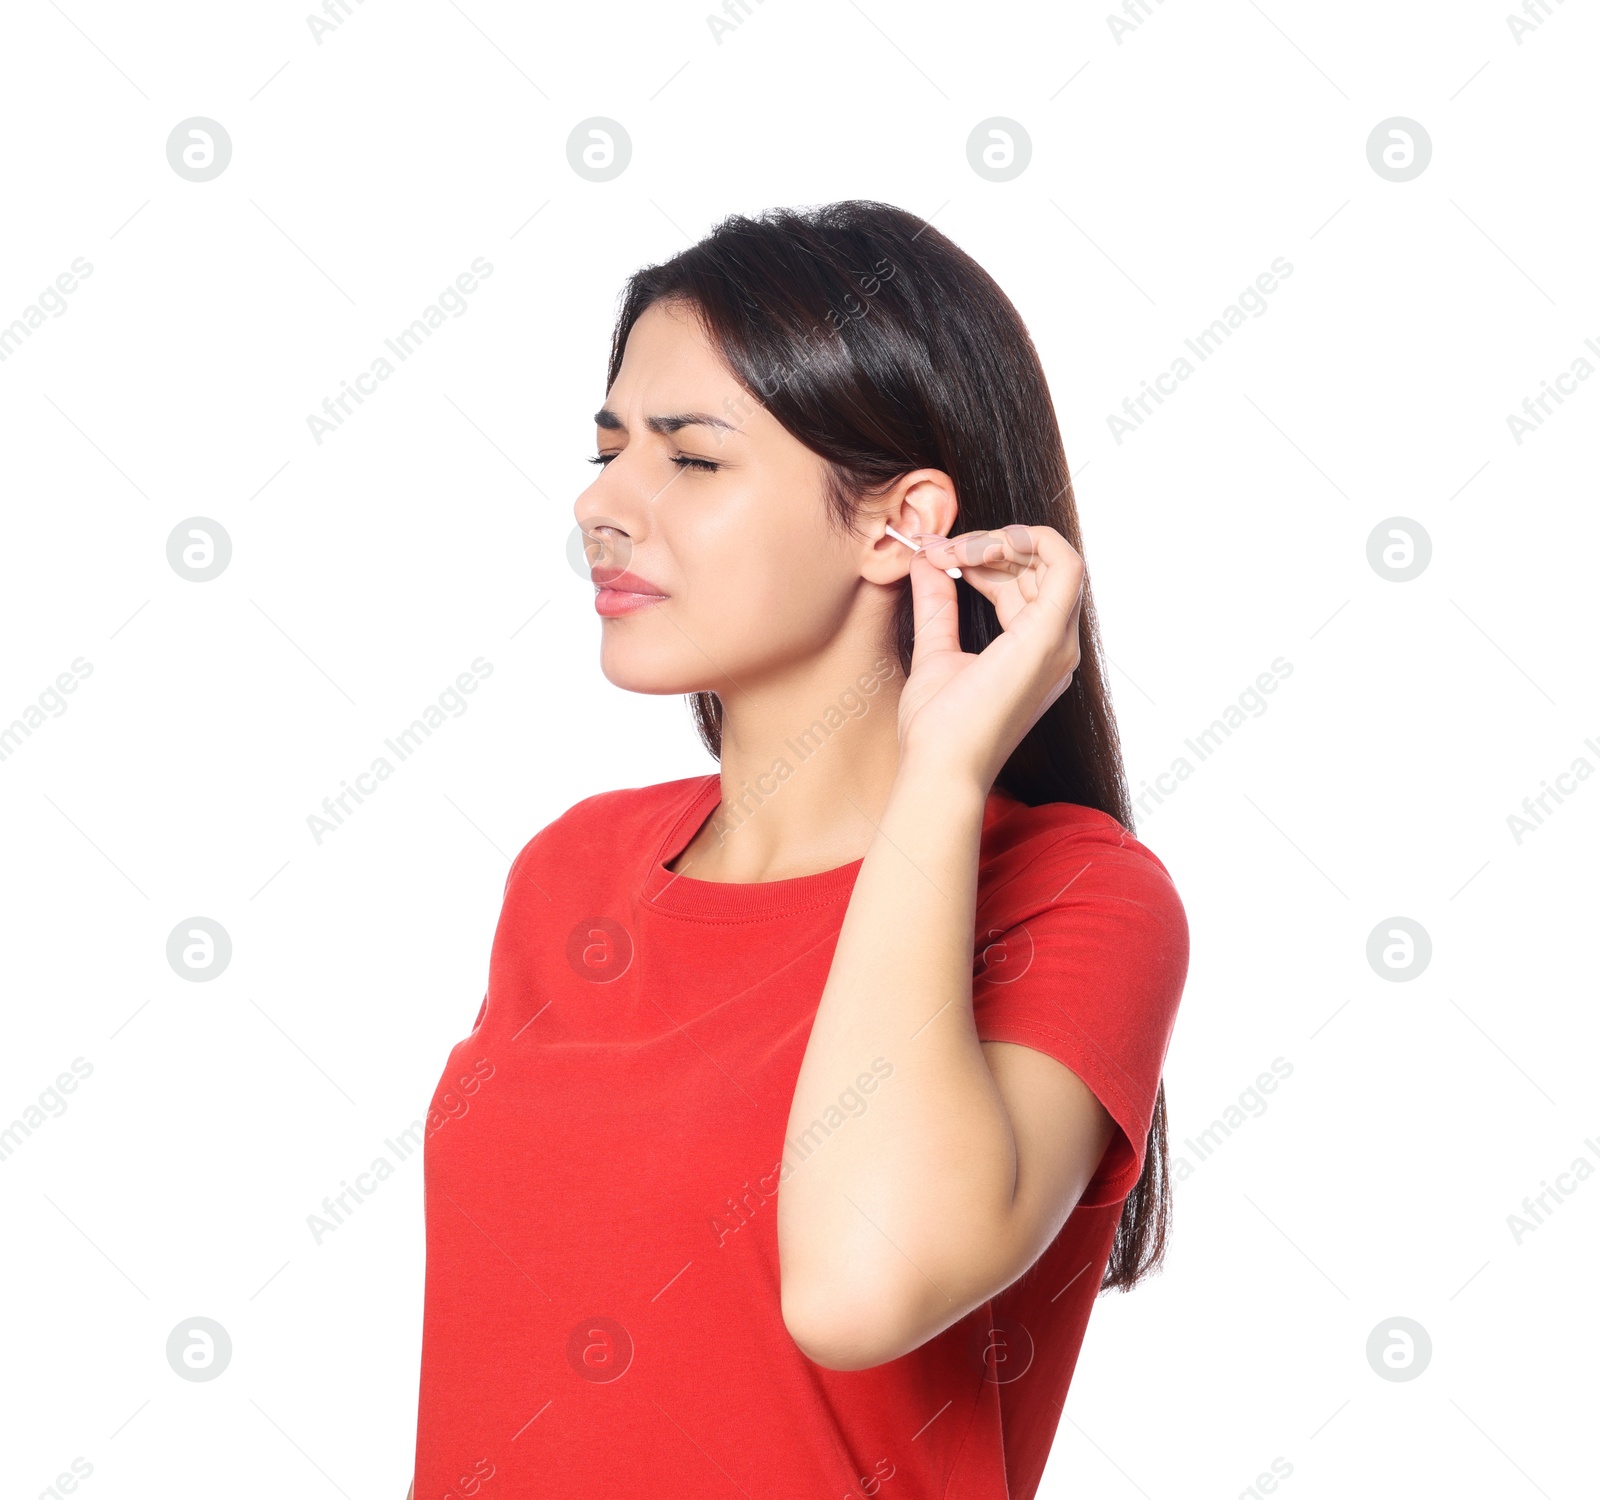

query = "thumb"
907;547;964;663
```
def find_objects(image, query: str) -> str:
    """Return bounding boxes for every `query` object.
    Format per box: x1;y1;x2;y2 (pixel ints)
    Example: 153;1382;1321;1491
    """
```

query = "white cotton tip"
884;523;962;577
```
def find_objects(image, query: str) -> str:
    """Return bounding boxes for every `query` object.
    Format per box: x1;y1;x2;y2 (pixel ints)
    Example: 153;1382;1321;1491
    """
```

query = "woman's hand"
896;524;1085;789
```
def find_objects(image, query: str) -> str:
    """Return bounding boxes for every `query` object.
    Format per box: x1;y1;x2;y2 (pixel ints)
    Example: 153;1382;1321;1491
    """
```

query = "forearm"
777;760;1026;1360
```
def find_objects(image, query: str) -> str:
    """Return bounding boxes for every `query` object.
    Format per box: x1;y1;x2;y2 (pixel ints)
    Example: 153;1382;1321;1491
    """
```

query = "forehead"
607;300;740;404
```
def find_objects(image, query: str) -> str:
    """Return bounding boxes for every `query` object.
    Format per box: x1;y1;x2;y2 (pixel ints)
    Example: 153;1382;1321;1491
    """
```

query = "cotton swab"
885;523;963;577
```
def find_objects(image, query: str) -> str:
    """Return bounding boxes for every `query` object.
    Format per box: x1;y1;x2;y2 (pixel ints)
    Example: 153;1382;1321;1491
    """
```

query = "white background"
2;0;1596;1496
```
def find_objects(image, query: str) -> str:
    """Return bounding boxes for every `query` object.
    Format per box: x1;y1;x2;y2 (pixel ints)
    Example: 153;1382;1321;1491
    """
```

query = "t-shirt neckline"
640;772;1018;922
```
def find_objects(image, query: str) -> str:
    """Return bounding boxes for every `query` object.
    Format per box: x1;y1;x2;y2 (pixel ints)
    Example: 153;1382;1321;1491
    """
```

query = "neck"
689;640;907;883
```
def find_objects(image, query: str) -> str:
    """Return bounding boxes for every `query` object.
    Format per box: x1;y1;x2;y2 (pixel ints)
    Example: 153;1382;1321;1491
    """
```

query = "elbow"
780;1276;922;1372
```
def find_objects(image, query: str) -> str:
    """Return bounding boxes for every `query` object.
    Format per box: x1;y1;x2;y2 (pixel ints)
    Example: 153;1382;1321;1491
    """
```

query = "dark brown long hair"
605;201;1169;1291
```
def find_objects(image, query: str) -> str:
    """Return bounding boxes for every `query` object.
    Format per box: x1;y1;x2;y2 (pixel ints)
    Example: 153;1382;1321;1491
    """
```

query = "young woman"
410;201;1188;1500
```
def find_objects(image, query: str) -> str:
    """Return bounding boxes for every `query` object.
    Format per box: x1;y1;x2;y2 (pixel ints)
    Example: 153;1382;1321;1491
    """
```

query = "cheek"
598;469;854;694
673;507;842;648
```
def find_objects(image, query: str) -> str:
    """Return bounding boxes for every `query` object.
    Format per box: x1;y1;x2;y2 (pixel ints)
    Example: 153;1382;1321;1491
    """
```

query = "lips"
592;567;668;618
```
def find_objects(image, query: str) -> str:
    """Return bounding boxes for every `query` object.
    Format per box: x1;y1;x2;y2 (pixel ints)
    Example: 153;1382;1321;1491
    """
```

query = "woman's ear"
860;470;960;584
894;472;959;540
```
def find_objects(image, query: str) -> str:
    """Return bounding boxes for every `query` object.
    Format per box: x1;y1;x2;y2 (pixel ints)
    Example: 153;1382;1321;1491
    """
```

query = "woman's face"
575;299;902;696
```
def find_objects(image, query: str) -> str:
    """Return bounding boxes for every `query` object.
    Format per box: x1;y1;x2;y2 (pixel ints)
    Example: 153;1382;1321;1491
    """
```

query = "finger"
913;531;1029;617
918;529;1049;603
1016;526;1085;628
906;546;964;662
919;530;1014;573
967;526;1083;634
930;557;1017;615
924;526;1084;654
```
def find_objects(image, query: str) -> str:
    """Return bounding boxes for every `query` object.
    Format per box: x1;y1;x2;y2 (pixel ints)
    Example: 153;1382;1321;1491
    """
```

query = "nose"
574;464;642;577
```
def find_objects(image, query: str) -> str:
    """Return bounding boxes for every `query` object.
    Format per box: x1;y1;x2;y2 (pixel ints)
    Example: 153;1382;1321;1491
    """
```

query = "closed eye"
587;452;721;473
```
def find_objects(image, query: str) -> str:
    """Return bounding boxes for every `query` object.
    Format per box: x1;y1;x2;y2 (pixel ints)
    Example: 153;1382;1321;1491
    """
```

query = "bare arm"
777;525;1116;1370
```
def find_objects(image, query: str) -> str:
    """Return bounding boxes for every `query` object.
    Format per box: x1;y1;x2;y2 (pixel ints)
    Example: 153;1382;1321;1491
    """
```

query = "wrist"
890;751;991;812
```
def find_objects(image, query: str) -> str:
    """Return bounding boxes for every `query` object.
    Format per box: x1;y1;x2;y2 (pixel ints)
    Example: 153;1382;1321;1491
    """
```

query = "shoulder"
978;795;1186;947
503;775;713;891
535;774;712;845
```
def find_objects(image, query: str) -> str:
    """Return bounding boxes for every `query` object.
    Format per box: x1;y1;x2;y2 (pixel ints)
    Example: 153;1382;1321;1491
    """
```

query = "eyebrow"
594;407;739;436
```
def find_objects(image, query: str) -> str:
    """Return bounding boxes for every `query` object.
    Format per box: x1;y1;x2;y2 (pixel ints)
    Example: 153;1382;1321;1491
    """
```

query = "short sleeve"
470;831;542;1038
971;834;1188;1208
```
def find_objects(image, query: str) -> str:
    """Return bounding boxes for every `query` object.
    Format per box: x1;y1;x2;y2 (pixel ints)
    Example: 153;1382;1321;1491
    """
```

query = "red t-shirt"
414;773;1187;1500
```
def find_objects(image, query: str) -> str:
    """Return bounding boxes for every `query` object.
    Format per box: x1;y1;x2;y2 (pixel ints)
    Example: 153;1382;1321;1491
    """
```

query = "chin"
598;638;715;697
